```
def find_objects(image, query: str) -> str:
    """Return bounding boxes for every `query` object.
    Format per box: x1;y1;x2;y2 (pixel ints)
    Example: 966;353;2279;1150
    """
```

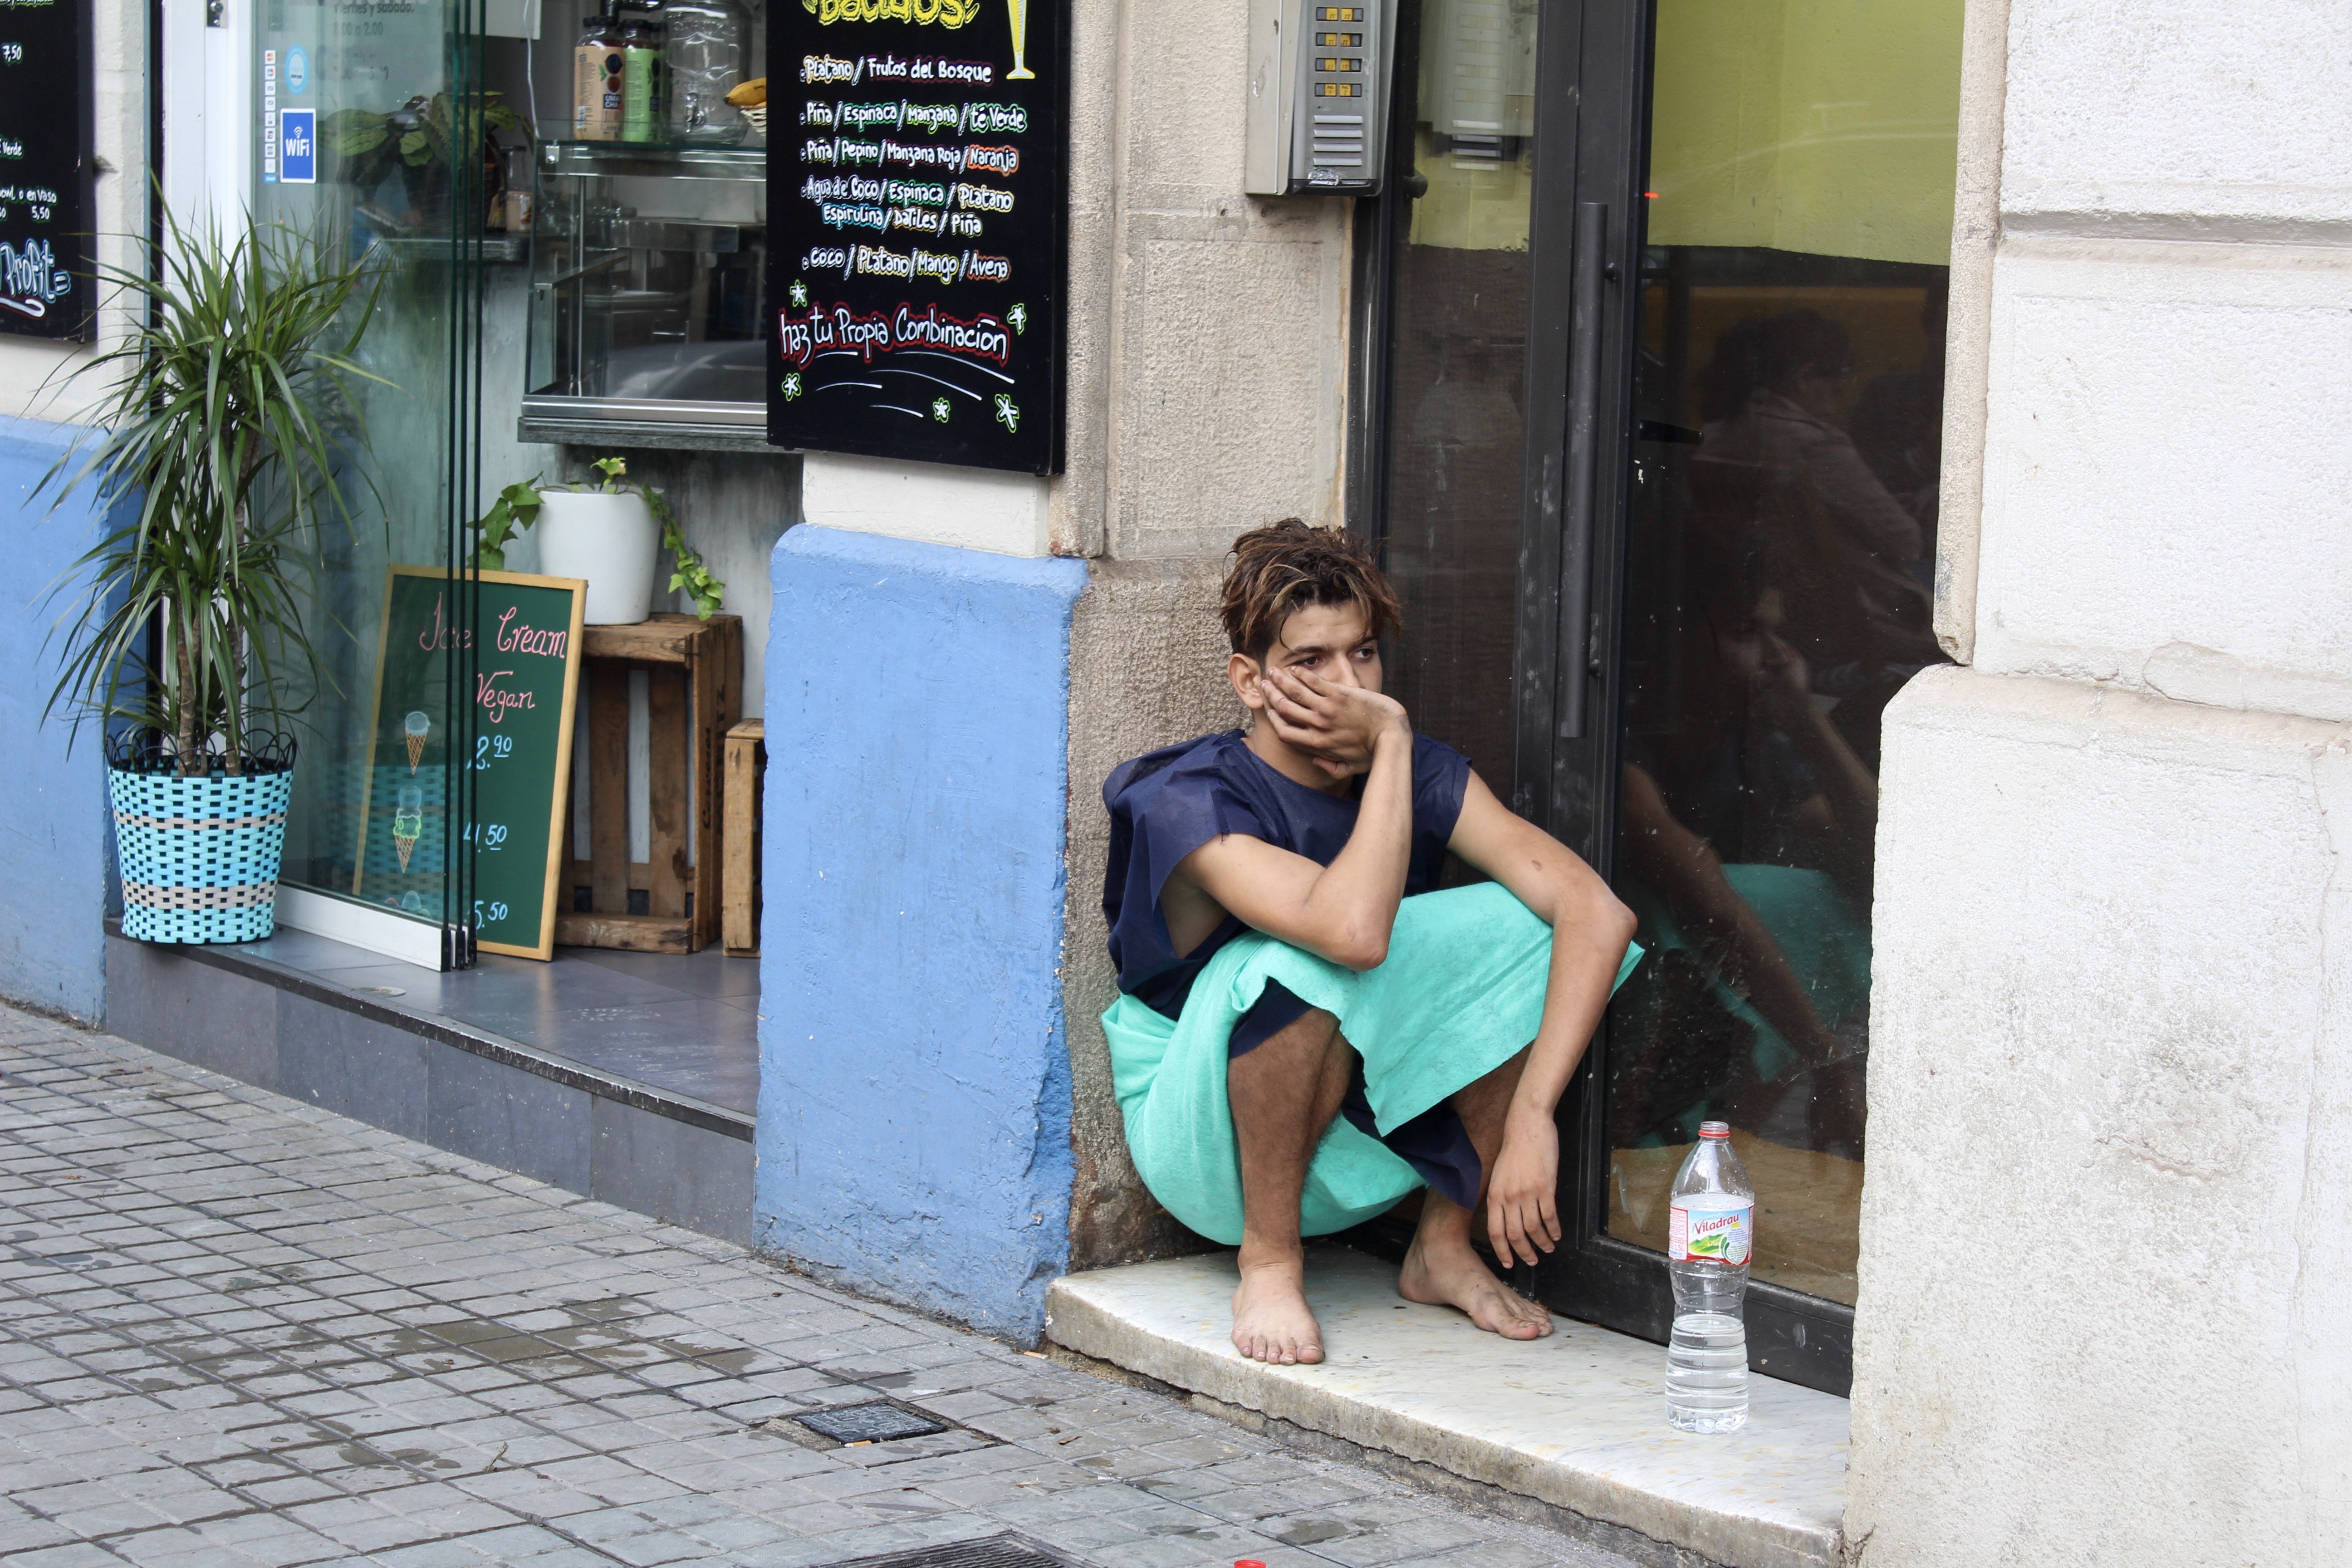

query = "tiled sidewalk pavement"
0;1007;1639;1568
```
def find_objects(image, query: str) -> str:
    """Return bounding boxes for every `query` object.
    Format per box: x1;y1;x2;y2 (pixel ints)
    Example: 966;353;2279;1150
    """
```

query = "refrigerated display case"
522;139;769;449
519;0;769;451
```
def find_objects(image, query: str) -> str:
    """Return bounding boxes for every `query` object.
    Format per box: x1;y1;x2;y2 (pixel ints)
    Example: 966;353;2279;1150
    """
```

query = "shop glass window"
518;5;769;449
1607;0;1964;1306
253;0;488;954
1369;0;1964;1354
1374;0;1542;801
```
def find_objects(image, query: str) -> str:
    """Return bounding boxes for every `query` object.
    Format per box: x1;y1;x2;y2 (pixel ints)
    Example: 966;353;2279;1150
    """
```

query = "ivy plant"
468;479;544;571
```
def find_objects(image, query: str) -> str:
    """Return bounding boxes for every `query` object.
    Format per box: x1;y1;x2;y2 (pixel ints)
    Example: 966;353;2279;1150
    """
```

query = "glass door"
1599;0;1960;1362
1361;0;1543;804
1367;0;1962;1394
253;0;490;968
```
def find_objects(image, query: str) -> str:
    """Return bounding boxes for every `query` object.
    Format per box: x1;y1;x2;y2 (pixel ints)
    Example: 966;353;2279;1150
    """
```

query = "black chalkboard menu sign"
768;0;1066;475
0;0;94;341
356;567;587;961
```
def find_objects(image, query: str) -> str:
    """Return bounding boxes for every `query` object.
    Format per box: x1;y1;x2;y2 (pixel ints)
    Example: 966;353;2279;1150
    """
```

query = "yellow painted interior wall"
1644;0;1964;266
1406;129;1538;251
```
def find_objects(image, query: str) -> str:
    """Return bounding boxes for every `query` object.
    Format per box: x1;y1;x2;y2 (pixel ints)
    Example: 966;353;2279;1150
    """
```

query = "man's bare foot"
1398;1229;1554;1340
1231;1252;1324;1365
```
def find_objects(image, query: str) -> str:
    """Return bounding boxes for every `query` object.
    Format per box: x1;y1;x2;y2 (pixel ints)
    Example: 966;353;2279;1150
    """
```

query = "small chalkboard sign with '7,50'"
354;567;587;960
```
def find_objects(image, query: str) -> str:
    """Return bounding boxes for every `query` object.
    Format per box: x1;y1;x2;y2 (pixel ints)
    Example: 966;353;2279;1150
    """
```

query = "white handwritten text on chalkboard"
778;299;1010;368
0;0;92;339
771;0;1063;470
0;237;68;320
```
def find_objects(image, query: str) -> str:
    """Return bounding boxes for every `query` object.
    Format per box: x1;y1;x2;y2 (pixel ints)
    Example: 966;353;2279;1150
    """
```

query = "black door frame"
1354;0;1856;1398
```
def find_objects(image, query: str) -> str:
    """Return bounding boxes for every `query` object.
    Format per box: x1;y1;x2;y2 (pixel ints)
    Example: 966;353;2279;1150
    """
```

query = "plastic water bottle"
1665;1120;1753;1433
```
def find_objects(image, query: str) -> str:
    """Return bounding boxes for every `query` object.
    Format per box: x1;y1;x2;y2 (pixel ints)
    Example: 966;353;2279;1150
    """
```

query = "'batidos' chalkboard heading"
802;0;987;32
769;0;1064;472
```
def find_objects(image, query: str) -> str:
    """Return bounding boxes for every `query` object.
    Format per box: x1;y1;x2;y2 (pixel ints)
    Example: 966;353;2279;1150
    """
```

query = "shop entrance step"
1046;1248;1847;1568
101;925;753;1244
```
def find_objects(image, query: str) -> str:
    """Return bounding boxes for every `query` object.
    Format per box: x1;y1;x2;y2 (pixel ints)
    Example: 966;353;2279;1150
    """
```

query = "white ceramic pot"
534;489;660;624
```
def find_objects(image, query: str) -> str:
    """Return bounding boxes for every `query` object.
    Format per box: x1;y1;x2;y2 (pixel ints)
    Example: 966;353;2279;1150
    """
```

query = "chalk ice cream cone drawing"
404;710;431;772
392;787;424;872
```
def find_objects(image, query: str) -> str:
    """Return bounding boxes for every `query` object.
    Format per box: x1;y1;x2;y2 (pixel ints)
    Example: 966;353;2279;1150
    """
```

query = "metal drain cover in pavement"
795;1401;949;1444
819;1534;1084;1568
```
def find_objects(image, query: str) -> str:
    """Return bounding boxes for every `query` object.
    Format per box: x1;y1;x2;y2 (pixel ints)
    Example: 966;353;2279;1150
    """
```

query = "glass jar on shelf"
665;0;749;145
500;143;537;232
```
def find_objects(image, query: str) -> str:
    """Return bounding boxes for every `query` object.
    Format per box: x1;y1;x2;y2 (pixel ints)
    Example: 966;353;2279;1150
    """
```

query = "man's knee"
1228;1008;1351;1118
1268;1005;1342;1050
1231;1001;1342;1066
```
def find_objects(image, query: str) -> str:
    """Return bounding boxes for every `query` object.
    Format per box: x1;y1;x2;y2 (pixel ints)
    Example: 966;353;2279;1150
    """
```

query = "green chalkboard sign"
354;566;587;960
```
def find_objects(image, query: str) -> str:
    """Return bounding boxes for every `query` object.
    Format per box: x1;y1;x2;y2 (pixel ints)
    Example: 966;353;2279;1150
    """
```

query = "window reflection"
259;0;470;929
1378;0;1539;798
1606;0;1961;1306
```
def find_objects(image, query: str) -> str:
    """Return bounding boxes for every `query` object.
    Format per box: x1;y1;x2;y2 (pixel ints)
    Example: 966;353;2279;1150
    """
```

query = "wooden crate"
722;719;764;956
558;613;742;954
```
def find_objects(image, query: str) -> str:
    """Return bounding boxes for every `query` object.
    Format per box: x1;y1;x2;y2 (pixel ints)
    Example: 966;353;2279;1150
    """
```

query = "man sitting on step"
1098;519;1642;1366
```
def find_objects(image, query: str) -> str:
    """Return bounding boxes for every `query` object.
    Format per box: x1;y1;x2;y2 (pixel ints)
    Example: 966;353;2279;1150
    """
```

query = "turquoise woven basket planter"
109;765;294;944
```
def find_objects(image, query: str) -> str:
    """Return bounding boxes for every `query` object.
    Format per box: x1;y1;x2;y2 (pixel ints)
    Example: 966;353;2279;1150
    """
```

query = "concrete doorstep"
1046;1248;1848;1568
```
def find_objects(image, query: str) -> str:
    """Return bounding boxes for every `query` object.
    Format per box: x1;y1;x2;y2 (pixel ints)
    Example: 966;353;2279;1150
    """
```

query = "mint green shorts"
1100;881;1642;1244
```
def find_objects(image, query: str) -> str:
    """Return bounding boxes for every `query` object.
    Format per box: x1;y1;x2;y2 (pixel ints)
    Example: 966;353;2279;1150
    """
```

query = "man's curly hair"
1219;518;1402;662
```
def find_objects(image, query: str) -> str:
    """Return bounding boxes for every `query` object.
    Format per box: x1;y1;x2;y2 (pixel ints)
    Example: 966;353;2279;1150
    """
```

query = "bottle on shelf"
500;143;536;231
1664;1120;1754;1433
619;1;666;145
664;0;748;145
572;0;624;142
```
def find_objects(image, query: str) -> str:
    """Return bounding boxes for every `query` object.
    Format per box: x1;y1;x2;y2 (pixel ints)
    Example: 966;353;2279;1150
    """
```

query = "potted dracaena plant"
480;456;723;625
39;202;384;944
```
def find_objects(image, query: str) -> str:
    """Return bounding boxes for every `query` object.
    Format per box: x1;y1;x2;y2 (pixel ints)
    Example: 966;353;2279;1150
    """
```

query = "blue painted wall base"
758;525;1087;1341
0;415;118;1023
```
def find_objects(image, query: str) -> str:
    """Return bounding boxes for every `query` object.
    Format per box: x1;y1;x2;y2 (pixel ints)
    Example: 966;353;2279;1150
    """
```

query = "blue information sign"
280;108;316;184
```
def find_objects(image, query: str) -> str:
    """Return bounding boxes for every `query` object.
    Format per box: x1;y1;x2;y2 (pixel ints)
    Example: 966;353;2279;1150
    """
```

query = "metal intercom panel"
1245;0;1394;196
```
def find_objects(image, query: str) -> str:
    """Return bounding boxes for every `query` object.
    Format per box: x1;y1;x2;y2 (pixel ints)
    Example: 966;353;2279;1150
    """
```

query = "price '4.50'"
462;822;510;848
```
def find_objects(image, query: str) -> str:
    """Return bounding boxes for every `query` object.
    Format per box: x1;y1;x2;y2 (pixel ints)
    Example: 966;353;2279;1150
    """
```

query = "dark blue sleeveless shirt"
1101;730;1473;1019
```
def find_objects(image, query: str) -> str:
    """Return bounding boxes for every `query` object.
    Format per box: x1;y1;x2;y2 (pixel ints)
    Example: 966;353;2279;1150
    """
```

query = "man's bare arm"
1446;773;1638;1265
1178;718;1416;970
1619;762;1835;1057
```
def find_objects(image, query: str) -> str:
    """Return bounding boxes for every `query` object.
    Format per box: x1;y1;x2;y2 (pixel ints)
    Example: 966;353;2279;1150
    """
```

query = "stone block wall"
1061;558;1245;1269
1851;0;2352;1559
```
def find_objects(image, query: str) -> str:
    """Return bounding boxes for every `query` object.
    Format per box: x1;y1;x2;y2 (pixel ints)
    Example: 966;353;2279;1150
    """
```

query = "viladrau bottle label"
1669;1198;1753;1265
